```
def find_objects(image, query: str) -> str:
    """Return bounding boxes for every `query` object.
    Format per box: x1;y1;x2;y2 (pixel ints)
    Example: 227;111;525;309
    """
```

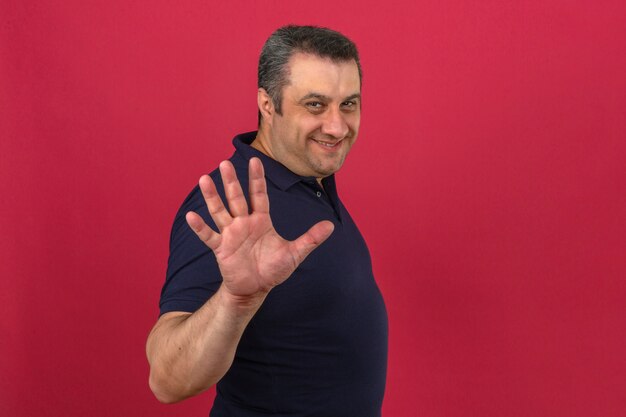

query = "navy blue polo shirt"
160;132;388;417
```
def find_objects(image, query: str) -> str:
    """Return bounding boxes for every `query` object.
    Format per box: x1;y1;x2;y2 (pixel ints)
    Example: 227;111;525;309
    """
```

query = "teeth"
315;140;337;147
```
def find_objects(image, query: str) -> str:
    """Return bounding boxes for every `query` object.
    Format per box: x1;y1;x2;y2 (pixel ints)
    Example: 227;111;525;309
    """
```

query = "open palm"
186;158;334;299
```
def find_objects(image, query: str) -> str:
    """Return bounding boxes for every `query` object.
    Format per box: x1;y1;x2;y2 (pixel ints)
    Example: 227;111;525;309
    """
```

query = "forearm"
146;285;267;403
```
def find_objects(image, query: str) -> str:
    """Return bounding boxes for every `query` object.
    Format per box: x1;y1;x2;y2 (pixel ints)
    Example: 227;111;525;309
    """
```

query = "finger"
199;174;231;231
219;161;249;217
248;157;269;214
186;211;221;250
289;220;335;265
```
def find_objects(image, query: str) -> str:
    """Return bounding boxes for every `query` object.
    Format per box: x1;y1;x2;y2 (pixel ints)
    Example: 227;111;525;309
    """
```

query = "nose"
320;107;349;139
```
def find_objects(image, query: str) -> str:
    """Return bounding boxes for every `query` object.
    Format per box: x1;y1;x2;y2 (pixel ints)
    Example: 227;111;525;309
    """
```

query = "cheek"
347;115;360;134
297;115;325;134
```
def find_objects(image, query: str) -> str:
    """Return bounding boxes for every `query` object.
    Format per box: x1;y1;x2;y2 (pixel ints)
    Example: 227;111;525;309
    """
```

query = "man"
147;25;388;416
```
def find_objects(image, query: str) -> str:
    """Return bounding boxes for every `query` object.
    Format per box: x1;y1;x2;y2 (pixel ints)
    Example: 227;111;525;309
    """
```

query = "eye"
305;101;326;113
341;100;358;111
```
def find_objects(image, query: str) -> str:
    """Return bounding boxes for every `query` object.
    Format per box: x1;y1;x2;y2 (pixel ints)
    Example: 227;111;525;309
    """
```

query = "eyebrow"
343;93;362;102
299;92;361;103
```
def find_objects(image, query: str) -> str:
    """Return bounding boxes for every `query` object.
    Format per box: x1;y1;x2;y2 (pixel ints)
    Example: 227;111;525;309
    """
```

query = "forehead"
284;53;361;99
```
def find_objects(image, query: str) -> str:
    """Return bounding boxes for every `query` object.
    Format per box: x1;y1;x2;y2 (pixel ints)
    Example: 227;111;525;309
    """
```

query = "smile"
312;139;341;148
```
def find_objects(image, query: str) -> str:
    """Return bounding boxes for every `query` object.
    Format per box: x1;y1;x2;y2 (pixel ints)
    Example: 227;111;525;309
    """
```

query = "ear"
257;88;274;124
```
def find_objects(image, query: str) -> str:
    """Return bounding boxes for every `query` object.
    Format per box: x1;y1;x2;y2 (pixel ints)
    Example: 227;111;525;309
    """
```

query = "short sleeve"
159;183;223;315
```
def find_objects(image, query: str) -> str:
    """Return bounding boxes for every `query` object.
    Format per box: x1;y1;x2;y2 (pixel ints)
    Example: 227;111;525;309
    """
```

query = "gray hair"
258;25;362;124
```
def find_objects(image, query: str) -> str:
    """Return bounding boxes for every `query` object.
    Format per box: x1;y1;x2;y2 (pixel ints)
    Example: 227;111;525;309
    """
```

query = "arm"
146;285;265;403
146;157;334;403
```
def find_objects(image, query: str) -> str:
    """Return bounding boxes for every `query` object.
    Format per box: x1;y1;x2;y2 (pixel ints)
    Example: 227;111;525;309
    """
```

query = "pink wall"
2;1;625;416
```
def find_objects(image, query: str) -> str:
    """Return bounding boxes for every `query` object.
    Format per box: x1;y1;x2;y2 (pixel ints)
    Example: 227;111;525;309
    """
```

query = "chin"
317;164;344;177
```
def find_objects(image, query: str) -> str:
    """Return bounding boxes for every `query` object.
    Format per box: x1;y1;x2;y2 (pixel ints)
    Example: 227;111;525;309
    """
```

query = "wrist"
216;285;268;315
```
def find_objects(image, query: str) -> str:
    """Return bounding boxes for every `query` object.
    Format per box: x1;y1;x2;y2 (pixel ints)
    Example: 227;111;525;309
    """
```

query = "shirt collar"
232;131;337;192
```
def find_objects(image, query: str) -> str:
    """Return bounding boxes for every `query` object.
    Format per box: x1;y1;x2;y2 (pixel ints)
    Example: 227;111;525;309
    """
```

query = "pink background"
2;1;625;416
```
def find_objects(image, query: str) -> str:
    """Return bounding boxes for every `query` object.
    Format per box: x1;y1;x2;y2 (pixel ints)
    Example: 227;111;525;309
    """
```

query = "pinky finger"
186;211;221;250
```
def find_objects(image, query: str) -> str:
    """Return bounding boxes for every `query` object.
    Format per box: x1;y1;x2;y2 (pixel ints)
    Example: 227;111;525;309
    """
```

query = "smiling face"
254;53;361;180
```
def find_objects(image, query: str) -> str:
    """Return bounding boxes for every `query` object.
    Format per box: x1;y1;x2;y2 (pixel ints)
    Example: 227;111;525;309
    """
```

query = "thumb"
289;220;335;265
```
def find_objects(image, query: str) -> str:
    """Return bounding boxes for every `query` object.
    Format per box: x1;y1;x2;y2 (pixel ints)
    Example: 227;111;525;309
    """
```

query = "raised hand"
186;157;334;301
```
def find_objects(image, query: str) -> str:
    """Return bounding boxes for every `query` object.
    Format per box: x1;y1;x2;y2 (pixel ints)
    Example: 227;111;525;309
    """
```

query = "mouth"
311;138;342;149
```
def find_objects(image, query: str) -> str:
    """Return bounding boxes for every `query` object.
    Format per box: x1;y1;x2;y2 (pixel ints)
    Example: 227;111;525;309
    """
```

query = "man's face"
263;53;361;179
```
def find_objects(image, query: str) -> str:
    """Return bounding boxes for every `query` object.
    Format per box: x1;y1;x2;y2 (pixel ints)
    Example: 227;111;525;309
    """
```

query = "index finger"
248;157;269;214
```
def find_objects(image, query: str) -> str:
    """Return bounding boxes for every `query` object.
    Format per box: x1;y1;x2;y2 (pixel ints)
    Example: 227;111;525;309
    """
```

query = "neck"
251;129;271;157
